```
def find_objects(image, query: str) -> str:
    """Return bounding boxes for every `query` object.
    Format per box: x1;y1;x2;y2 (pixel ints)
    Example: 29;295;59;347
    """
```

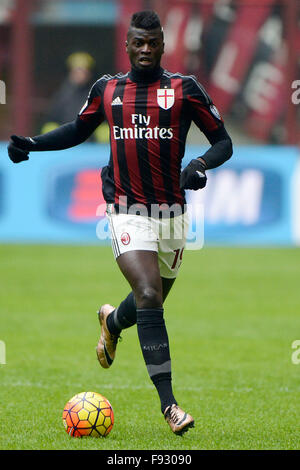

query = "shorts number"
171;247;184;270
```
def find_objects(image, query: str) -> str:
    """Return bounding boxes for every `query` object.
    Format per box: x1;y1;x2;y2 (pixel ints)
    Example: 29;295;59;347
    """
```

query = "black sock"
136;308;177;414
106;292;137;335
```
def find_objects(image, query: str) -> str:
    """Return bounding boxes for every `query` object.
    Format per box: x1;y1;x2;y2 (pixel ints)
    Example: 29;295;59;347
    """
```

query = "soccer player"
7;11;232;435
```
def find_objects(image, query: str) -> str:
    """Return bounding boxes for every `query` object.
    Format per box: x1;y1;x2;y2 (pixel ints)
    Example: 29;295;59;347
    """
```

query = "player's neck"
129;65;164;83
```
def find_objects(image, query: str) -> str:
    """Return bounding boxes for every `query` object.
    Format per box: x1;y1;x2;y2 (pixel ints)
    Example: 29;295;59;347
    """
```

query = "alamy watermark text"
291;80;300;105
291;340;300;365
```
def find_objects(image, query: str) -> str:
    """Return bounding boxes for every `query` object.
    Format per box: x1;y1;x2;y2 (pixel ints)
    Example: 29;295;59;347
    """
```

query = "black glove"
180;158;207;190
7;135;36;163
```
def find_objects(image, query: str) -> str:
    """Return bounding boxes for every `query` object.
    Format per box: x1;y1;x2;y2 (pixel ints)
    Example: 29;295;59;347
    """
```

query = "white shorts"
106;205;189;279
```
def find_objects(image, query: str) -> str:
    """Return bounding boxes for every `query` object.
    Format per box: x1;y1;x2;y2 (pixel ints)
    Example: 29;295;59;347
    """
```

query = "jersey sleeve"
184;76;224;136
78;78;106;128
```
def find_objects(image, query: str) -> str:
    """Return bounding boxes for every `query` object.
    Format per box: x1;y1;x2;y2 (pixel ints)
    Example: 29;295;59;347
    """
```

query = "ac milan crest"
157;88;175;110
120;232;130;245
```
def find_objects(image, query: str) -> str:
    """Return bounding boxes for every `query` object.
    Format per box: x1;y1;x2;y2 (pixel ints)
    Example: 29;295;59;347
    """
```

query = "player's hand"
7;135;36;163
180;158;207;190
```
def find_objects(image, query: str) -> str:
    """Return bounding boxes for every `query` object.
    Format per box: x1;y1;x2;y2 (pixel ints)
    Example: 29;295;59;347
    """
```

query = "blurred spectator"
40;51;109;143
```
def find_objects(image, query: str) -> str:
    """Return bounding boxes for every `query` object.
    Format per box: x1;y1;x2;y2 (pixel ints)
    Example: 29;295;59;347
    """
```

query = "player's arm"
180;77;233;190
7;79;105;164
7;118;97;163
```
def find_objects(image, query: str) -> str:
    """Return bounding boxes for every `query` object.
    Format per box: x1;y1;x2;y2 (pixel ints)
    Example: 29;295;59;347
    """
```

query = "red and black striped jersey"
78;67;224;210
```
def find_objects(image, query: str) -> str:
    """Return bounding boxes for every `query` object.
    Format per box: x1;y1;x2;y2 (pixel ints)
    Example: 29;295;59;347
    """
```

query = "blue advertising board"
0;142;299;246
185;145;300;246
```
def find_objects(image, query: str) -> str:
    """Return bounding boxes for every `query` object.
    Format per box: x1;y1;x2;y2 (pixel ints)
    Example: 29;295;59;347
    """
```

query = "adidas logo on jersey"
111;96;123;106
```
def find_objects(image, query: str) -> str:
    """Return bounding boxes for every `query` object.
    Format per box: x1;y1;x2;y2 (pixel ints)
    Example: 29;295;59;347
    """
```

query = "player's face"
126;27;164;71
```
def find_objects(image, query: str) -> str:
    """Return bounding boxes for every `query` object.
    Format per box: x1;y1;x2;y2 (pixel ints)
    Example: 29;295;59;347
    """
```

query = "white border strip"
291;156;300;246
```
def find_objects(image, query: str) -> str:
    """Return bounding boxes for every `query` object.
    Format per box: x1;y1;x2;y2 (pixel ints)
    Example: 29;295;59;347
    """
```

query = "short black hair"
130;10;162;32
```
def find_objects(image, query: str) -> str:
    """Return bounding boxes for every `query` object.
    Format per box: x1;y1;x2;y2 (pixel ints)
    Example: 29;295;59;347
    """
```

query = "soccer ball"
62;391;114;437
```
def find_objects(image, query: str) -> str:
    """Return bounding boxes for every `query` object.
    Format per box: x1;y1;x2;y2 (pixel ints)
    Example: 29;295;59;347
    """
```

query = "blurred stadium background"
0;0;299;245
1;0;300;450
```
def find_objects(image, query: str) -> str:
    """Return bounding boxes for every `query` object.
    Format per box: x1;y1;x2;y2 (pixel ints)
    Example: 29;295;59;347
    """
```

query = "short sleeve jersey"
78;68;224;210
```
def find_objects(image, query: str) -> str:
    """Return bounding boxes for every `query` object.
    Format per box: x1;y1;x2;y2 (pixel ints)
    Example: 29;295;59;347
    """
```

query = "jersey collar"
128;66;164;84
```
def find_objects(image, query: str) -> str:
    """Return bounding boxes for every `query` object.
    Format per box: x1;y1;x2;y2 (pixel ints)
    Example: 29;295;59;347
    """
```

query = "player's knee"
135;286;162;309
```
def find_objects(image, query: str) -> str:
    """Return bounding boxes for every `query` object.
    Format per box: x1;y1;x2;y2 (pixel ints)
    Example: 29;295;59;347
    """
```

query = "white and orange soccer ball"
62;391;114;437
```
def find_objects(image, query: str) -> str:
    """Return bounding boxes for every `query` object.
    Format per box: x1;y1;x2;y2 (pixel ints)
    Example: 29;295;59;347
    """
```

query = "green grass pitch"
0;244;299;450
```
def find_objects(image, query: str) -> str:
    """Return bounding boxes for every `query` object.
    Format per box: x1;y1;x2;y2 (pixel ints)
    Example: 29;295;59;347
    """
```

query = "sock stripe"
146;360;171;378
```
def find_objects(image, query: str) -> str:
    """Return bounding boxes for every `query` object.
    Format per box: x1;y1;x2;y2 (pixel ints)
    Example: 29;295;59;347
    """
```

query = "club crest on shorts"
157;88;175;110
120;232;130;245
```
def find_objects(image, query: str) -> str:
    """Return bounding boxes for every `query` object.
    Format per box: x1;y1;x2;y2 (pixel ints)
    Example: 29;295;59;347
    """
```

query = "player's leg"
116;250;194;435
96;277;174;370
116;249;179;415
156;212;194;434
162;277;176;301
103;277;176;335
96;211;167;368
96;210;182;366
116;250;163;307
98;207;177;336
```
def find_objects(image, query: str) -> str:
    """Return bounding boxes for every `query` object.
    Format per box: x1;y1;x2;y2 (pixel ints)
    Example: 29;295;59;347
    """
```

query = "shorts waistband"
106;203;187;219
